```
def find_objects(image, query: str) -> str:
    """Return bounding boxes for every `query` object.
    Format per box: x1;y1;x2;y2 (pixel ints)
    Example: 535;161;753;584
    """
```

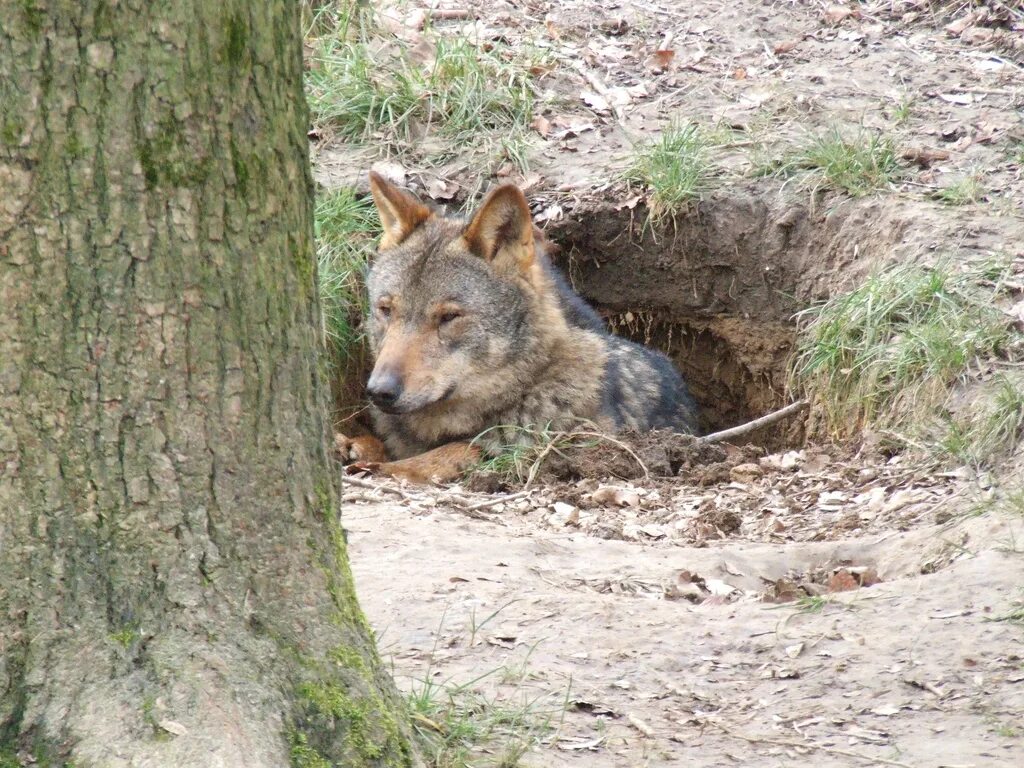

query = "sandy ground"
347;491;1024;767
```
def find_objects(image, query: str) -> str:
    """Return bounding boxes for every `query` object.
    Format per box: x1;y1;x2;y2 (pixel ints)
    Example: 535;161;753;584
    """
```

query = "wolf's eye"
438;310;463;325
376;301;392;320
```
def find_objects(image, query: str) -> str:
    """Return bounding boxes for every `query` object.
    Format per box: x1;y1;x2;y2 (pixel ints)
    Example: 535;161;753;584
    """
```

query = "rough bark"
0;1;411;766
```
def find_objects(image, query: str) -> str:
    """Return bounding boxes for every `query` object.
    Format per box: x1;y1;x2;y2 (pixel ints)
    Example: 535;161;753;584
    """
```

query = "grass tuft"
1010;141;1024;168
403;610;567;768
315;185;380;422
305;9;539;168
791;259;1018;448
307;38;420;144
764;127;901;196
408;671;560;768
933;374;1024;466
794;595;832;614
933;174;985;206
627;121;714;223
316;186;379;358
471;422;649;488
984;602;1024;627
892;95;914;125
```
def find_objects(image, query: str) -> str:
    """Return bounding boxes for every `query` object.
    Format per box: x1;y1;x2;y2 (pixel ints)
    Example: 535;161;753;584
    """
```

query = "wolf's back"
598;335;698;434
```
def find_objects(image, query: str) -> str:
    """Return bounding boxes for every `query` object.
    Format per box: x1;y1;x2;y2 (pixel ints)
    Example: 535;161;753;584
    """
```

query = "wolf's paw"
334;432;389;464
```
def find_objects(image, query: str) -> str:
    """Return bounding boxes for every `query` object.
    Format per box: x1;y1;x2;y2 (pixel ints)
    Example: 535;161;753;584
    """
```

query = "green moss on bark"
282;477;413;766
19;0;44;35
288;731;331;768
224;10;250;69
0;747;19;768
137;115;211;189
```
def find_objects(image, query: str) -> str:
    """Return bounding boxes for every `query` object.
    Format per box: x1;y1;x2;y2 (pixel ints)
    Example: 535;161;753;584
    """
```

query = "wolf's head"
363;172;563;417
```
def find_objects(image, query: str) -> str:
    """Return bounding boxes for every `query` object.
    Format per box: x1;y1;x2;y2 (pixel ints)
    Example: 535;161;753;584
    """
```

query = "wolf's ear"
462;185;535;274
368;171;433;249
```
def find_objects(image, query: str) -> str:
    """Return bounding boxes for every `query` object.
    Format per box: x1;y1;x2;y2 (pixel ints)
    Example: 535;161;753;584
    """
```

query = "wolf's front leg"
373;442;482;484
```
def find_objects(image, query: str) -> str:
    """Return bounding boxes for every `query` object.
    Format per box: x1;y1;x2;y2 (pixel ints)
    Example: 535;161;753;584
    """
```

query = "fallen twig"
566;59;629;129
700;400;808;444
458;489;532;511
343;474;422;502
708;721;914;768
429;8;472;21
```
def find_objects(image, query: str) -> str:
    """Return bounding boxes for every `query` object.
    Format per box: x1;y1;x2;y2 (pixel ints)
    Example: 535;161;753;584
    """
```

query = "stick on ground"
700;400;809;444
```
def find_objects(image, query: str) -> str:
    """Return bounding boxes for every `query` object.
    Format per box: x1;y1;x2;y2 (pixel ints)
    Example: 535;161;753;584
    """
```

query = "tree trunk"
0;2;411;765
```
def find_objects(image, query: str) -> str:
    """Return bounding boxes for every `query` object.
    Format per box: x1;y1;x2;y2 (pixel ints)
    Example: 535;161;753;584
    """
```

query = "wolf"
336;171;698;483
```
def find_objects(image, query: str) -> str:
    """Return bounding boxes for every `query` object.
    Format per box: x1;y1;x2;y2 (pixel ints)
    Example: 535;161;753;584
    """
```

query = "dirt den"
317;1;1024;765
547;191;947;435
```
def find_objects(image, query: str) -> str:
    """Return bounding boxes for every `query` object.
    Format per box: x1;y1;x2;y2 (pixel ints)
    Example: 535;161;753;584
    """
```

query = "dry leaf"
732;66;747;80
424;176;458;200
531;115;552;137
158;720;188;737
581;90;610;112
961;27;996;45
519;172;543;192
628;714;654;736
1005;299;1024;324
704;578;737;597
902;146;951;168
729;462;762;482
404;8;427;30
557;736;604;751
409;37;436;66
606;87;632;107
534;203;563;224
600;18;629;35
369;160;407;186
773;40;800;54
549;501;578;527
486;635;517;648
548;115;596;140
945;14;975;37
824;6;855;24
939;92;973;106
871;705;901;717
592;486;641;507
645;49;675;72
614;194;643;211
827;569;859;593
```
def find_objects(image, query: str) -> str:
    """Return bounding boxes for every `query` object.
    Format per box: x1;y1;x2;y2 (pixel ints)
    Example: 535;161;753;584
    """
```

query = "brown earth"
314;1;1024;765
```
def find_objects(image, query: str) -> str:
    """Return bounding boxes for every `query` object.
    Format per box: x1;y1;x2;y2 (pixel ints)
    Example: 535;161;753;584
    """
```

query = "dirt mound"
465;429;766;493
549;429;733;481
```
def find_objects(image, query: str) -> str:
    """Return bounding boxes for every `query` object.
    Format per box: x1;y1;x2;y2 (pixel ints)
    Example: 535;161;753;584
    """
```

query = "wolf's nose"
366;371;402;409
